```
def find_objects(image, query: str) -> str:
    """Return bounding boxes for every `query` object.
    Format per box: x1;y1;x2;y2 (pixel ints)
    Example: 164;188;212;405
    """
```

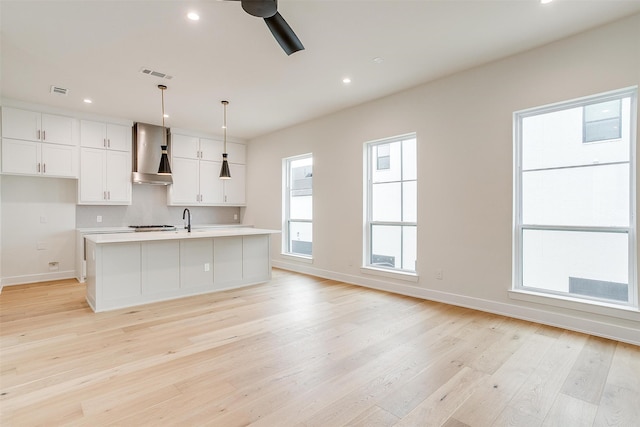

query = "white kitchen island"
84;228;280;312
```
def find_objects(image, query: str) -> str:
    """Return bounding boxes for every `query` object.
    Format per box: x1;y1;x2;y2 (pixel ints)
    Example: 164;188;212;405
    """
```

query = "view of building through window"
365;135;417;272
283;154;313;257
515;88;637;306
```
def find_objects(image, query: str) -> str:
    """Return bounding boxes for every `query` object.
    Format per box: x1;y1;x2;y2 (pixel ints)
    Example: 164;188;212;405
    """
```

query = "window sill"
280;253;313;264
360;266;419;283
509;289;640;322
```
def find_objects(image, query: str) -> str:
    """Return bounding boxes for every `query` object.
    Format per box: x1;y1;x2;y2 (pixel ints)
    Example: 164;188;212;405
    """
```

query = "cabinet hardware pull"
37;163;41;173
42;130;46;141
37;130;41;140
43;163;46;173
107;139;111;148
104;138;107;148
108;191;111;200
104;191;107;200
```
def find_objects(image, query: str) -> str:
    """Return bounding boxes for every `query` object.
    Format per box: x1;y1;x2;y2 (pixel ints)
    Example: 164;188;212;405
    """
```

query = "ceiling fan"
229;0;304;55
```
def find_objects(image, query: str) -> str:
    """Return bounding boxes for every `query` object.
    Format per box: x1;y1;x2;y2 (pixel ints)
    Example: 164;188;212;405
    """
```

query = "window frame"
282;153;313;259
513;87;638;309
364;133;418;275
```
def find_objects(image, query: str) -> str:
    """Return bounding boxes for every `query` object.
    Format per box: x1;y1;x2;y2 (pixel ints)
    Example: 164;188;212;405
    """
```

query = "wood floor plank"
0;269;637;426
560;335;616;405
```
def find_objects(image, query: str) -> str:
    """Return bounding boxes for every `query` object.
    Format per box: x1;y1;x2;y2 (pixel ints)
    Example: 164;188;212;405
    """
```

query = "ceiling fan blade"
264;12;304;55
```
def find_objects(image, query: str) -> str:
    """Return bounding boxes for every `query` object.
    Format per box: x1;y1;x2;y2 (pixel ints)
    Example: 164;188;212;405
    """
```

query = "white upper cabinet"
171;133;223;162
170;134;200;159
168;132;245;206
78;148;131;205
78;120;132;204
2;107;75;145
80;120;131;151
1;138;77;178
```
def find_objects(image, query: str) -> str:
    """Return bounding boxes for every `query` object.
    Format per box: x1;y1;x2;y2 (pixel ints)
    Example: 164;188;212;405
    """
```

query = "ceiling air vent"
139;67;173;80
50;85;68;95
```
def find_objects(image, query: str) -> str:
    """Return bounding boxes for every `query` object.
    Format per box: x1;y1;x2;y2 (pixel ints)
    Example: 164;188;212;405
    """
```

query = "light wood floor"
1;269;638;426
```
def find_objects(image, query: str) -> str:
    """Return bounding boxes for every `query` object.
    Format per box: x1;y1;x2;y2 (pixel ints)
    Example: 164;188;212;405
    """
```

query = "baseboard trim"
1;270;77;287
272;260;640;346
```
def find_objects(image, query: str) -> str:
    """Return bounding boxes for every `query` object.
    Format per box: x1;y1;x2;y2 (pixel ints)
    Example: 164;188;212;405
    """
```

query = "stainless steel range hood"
132;122;173;185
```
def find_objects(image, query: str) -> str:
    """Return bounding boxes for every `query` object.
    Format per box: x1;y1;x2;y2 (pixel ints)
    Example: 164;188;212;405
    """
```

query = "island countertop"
84;227;281;244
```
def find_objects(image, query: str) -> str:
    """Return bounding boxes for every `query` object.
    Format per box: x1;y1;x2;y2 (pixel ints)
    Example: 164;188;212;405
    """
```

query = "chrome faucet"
182;208;191;232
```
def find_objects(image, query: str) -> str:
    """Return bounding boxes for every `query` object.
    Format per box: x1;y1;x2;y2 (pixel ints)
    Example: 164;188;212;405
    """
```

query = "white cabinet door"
80;120;106;148
180;239;214;290
79;148;106;203
2;108;40;141
101;243;141;301
1;138;39;175
105;150;131;203
41;143;77;177
142;241;180;295
224;163;246;205
226;142;246;164
199;160;224;204
243;235;271;283
40;113;74;145
171;133;200;159
106;123;131;151
81;120;131;151
168;157;200;205
199;138;224;161
213;237;243;286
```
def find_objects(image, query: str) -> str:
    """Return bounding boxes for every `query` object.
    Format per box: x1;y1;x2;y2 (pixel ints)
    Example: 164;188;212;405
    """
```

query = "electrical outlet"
48;261;59;271
435;269;443;280
97;215;102;223
204;263;210;272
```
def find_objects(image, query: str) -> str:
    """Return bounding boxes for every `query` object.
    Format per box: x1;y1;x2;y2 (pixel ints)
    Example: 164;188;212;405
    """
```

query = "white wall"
1;175;77;285
244;14;640;344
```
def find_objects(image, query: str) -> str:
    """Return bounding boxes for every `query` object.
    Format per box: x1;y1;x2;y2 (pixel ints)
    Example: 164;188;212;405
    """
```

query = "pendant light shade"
219;100;231;180
157;84;172;175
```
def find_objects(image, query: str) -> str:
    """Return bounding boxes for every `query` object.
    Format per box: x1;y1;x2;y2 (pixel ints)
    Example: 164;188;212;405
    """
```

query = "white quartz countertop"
84;227;281;244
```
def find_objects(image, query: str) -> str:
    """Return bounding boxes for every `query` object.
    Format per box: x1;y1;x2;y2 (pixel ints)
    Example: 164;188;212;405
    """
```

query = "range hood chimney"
132;122;173;185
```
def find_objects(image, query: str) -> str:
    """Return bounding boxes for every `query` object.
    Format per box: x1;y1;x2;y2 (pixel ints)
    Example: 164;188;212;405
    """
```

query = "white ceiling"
2;0;640;140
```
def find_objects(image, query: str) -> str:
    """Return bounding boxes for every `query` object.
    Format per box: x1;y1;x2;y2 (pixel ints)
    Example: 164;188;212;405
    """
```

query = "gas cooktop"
128;225;177;232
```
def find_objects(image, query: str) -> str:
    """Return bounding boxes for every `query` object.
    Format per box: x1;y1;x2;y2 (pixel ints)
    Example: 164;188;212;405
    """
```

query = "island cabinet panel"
180;239;214;290
142;241;180;296
101;243;141;301
243;235;271;283
214;236;243;286
84;229;278;312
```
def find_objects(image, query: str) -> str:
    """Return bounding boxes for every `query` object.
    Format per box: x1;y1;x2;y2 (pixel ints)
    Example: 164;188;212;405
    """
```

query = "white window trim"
363;133;418;274
513;86;638;310
282;153;313;259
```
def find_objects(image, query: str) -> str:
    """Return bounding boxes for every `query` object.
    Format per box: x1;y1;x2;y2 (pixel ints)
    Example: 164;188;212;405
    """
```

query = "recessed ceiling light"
342;77;352;84
540;0;553;4
83;99;92;104
163;114;169;118
187;12;200;21
373;57;384;64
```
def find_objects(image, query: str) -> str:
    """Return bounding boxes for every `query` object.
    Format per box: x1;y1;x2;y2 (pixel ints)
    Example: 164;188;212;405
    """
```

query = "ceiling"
2;0;640;140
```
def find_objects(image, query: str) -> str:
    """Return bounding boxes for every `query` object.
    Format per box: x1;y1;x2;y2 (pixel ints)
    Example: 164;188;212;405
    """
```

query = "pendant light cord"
222;100;228;153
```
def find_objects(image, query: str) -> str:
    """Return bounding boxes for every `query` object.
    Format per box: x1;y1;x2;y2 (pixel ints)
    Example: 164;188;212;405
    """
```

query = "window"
365;135;417;272
514;88;637;308
283;154;312;257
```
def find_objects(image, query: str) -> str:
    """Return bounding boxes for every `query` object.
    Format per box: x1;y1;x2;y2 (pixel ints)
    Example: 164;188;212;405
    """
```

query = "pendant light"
157;84;172;175
219;100;231;179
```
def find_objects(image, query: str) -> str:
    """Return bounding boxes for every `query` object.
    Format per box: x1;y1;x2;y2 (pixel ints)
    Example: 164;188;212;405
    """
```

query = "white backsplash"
76;184;241;228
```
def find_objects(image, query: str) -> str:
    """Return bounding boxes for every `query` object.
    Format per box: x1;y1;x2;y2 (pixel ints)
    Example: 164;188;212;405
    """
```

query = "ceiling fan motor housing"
241;0;277;18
